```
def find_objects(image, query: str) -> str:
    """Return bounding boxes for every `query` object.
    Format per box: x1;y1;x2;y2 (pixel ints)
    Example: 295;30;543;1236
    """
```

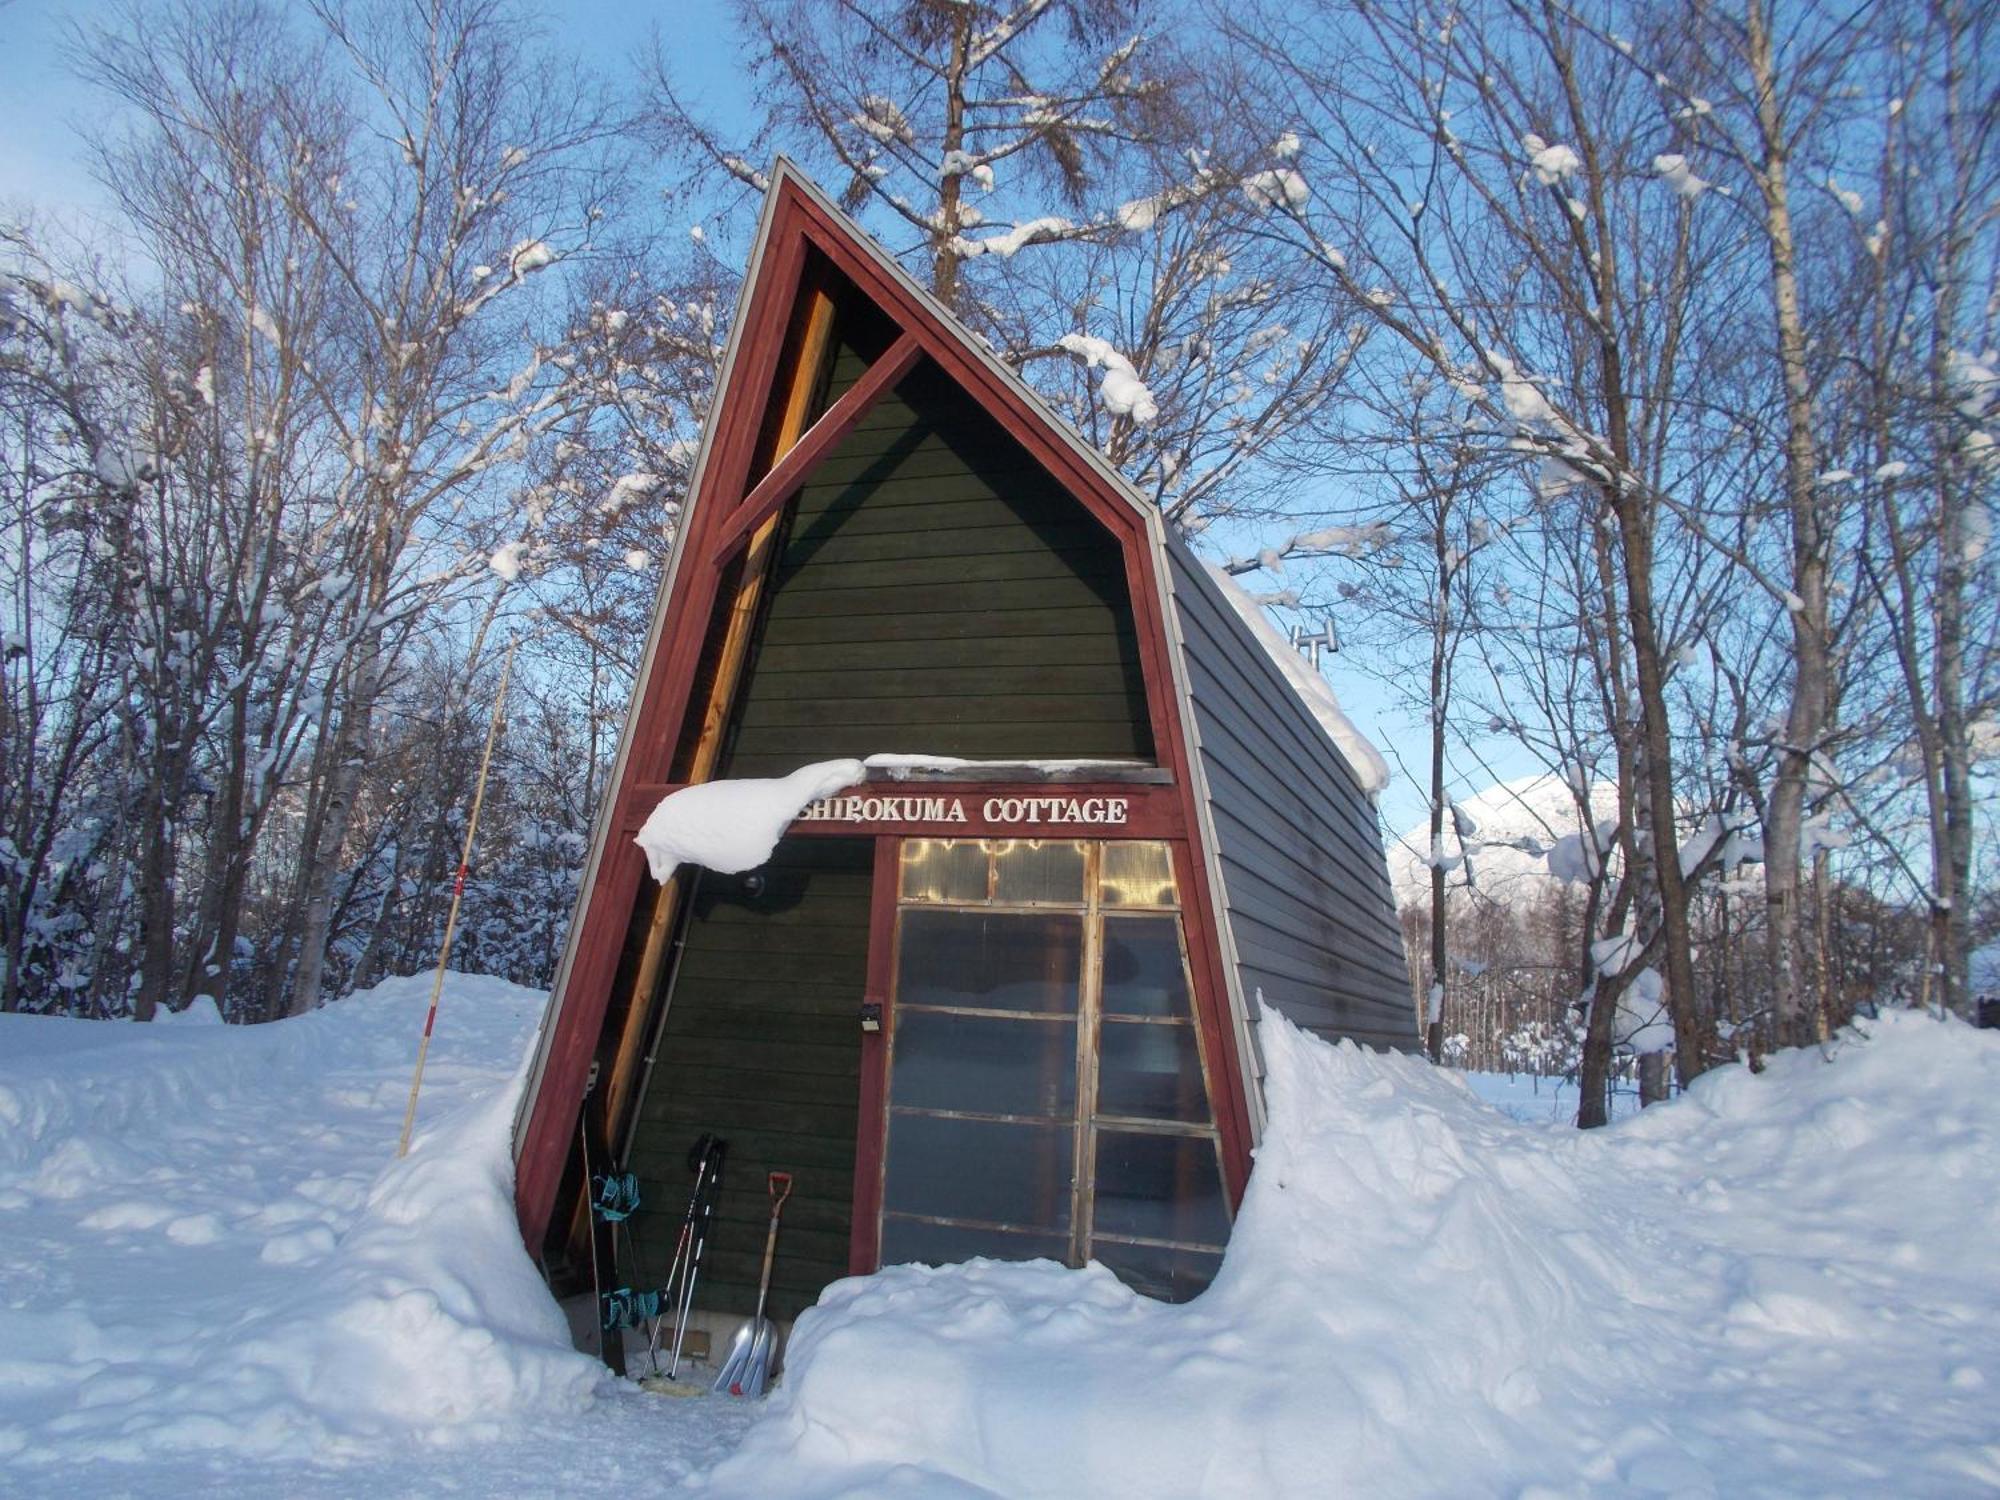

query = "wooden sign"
798;792;1133;829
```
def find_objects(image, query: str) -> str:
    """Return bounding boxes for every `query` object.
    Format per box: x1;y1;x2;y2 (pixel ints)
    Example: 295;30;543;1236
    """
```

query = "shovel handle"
768;1171;793;1210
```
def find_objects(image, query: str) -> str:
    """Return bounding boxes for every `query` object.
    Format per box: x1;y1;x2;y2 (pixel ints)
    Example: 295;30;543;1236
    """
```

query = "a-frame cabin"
512;162;1412;1339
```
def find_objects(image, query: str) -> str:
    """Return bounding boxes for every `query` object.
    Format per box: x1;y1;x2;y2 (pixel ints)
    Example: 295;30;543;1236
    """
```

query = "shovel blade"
712;1316;759;1395
713;1318;774;1397
735;1325;774;1398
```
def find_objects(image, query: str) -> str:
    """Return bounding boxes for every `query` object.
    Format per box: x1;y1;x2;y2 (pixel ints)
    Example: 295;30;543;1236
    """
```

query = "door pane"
900;839;988;903
897;909;1082;1013
1099;915;1193;1018
881;1216;1071;1269
1097;1020;1209;1123
1091;1130;1229;1246
892;1010;1077;1119
1100;841;1178;907
990;839;1087;905
884;1113;1073;1230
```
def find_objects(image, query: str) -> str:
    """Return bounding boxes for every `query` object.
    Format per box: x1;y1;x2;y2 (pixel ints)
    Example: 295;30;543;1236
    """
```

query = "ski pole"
645;1137;717;1375
670;1139;727;1378
396;638;516;1158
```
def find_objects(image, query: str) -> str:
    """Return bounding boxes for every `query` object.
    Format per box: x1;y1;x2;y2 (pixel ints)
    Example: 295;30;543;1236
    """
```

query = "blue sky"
0;0;1468;838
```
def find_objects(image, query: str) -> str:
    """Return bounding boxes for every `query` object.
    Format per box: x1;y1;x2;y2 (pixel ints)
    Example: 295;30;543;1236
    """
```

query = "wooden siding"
1164;540;1415;1053
719;354;1154;777
623;838;873;1323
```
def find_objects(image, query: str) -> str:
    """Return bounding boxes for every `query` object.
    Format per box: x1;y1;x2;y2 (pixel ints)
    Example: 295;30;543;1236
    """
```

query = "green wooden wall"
623;838;872;1324
721;351;1154;775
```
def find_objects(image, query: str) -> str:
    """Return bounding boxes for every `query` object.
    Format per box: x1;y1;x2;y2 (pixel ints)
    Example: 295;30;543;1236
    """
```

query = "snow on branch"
1241;168;1309;213
952;216;1076;259
1115;163;1225;232
1057;332;1159;424
1521;133;1581;187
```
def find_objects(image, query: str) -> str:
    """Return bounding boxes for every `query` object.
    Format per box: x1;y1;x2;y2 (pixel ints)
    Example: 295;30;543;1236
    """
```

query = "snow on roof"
1203;562;1390;796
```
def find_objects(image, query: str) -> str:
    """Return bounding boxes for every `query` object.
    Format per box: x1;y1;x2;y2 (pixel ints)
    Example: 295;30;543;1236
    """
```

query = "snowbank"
698;1006;2000;1498
0;976;602;1470
6;978;1997;1497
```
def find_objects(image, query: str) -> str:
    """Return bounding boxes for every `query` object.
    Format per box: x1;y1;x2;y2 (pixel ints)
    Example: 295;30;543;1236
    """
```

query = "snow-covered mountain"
1385;772;1621;909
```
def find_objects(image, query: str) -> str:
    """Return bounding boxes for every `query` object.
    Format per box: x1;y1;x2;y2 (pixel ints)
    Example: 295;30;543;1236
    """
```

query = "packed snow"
4;979;1997;1497
0;975;774;1495
1461;1067;1636;1126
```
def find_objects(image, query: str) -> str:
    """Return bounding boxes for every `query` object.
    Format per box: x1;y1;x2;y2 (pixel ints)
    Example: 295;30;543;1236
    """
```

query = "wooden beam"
513;220;817;1256
707;330;923;563
601;284;844;1156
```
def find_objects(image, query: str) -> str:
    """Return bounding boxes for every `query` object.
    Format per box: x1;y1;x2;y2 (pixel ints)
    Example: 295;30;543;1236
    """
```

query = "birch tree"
68;0;631;1016
1226;0;1748;1088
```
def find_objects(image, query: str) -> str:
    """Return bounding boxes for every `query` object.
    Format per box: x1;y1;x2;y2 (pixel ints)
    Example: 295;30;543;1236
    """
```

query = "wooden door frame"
847;831;1240;1281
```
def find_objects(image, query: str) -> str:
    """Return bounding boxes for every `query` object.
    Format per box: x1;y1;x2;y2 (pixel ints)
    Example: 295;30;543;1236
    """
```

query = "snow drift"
0;977;602;1469
699;1007;2000;1498
634;758;866;883
4;979;1997;1496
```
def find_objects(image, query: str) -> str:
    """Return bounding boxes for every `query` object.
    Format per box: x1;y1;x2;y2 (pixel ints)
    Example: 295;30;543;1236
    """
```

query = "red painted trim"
514;216;815;1251
625;228;813;790
792;218;1148;556
779;181;1259;1201
1170;838;1254;1208
708;332;923;562
776;196;1259;1205
850;836;899;1275
514;844;648;1249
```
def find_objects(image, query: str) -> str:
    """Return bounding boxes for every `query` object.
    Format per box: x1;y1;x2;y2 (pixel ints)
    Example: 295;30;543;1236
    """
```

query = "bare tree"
647;0;1370;529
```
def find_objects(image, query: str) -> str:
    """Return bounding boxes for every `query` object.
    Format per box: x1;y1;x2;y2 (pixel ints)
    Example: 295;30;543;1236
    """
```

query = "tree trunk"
1425;525;1452;1064
1577;972;1624;1129
930;12;972;303
287;640;385;1017
1745;0;1831;1054
1638;1050;1668;1107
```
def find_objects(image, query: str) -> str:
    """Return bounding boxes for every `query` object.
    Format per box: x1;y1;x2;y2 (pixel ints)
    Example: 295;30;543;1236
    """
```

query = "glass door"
879;838;1229;1301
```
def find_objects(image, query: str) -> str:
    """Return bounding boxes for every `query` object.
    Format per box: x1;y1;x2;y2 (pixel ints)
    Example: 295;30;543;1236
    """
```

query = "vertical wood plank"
849;835;900;1275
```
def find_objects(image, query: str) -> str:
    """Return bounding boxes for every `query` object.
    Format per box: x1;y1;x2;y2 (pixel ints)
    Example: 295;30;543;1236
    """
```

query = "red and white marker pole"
396;639;516;1159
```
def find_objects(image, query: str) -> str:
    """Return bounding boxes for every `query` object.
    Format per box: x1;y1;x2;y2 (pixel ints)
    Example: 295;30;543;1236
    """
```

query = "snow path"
0;976;755;1496
1463;1068;1637;1125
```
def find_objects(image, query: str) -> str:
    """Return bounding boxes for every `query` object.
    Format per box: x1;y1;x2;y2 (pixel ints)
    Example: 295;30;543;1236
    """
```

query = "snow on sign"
511;160;1412;1373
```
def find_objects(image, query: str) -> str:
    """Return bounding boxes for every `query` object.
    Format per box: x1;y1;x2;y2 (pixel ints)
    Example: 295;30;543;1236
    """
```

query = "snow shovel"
713;1171;793;1398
